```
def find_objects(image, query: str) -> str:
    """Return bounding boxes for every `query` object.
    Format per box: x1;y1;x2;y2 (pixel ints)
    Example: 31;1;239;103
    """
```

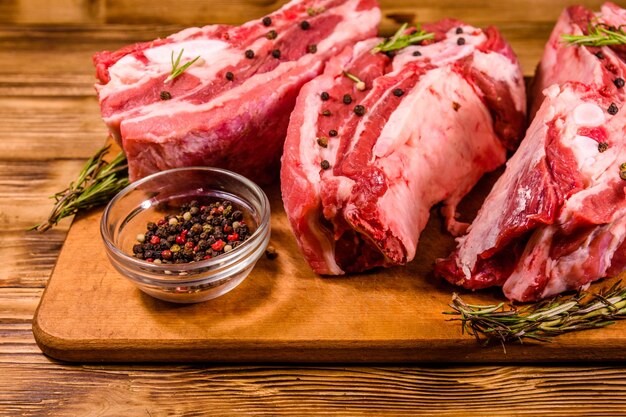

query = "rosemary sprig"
165;49;201;83
562;23;626;46
446;280;626;346
30;146;129;232
371;23;434;54
342;71;366;91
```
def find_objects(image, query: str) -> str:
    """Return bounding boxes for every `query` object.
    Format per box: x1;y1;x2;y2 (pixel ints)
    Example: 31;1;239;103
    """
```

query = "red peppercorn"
161;250;172;260
227;233;239;242
203;255;212;260
157;219;167;226
210;207;218;215
181;229;189;237
185;241;194;250
176;235;186;244
145;258;154;262
217;206;224;213
200;206;207;212
223;225;233;233
150;236;161;245
211;240;226;251
193;245;200;252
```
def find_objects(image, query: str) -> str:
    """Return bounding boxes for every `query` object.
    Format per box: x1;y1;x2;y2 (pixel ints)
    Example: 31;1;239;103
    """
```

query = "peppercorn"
608;103;619;115
457;37;466;46
393;88;404;97
245;49;255;59
147;222;157;232
321;160;330;170
262;16;272;26
598;142;609;153
615;78;625;88
322;109;331;116
266;30;277;40
353;105;366;116
621;162;626;180
456;27;463;34
160;91;172;100
300;21;310;30
596;51;605;59
265;246;278;260
225;71;234;81
343;94;352;104
320;91;330;101
272;49;281;59
307;44;317;54
317;136;328;148
412;50;422;57
329;129;338;137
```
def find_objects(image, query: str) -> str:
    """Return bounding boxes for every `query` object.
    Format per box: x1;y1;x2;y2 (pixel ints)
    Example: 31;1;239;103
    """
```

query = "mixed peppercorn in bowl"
100;167;271;303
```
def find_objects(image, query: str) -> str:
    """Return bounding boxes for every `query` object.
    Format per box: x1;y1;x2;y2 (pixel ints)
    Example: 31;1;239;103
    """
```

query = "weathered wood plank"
2;363;626;416
0;97;105;159
0;0;103;24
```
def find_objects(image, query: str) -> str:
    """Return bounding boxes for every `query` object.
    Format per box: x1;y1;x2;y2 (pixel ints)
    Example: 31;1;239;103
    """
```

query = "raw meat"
281;22;526;275
438;3;626;302
437;82;626;301
530;2;626;116
93;0;380;183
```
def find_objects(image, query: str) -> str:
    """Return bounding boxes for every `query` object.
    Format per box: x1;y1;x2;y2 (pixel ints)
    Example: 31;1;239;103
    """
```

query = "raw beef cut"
438;3;626;302
281;22;526;275
530;2;626;116
93;0;380;183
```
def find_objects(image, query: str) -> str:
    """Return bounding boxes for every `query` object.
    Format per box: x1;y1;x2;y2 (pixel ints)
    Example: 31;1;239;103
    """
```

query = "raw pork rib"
437;3;626;302
281;22;526;275
93;0;380;183
530;2;626;116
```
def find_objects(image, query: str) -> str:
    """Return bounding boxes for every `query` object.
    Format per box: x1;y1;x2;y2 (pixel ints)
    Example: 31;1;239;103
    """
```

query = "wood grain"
3;0;626;414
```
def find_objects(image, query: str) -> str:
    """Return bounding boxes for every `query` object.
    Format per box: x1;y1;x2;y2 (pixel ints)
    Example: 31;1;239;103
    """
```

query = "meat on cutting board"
281;21;526;275
93;0;380;183
437;3;626;302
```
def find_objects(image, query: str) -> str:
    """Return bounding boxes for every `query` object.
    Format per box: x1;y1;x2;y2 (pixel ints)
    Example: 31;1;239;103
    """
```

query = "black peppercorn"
457;37;466;46
271;49;281;59
320;160;330;170
596;51;605;59
343;94;352;104
266;30;277;40
353;105;366;116
320;91;330;101
225;71;234;81
160;91;171;100
262;16;272;26
615;78;625;88
608;103;619;115
393;88;404;97
300;21;310;30
245;49;255;59
412;50;422;57
598;142;609;153
455;27;463;34
329;129;338;137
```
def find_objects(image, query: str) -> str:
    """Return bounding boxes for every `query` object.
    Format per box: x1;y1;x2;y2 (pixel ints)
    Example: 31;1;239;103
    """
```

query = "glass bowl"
101;167;270;303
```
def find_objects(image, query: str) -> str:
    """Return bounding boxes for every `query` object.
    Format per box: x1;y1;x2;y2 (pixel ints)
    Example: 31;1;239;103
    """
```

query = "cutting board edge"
32;310;626;363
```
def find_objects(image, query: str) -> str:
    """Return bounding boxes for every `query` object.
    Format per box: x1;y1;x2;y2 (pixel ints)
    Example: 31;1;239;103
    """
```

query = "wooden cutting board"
33;165;626;363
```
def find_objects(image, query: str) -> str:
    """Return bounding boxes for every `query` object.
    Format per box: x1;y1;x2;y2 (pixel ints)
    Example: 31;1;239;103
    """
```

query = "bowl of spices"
101;167;270;303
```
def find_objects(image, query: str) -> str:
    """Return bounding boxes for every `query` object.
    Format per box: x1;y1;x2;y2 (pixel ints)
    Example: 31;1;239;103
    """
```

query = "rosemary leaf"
562;23;626;46
165;49;201;83
29;146;129;232
371;23;434;54
446;281;626;345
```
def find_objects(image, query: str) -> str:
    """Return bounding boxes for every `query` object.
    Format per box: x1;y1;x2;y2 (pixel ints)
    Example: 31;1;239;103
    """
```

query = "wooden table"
4;0;626;414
